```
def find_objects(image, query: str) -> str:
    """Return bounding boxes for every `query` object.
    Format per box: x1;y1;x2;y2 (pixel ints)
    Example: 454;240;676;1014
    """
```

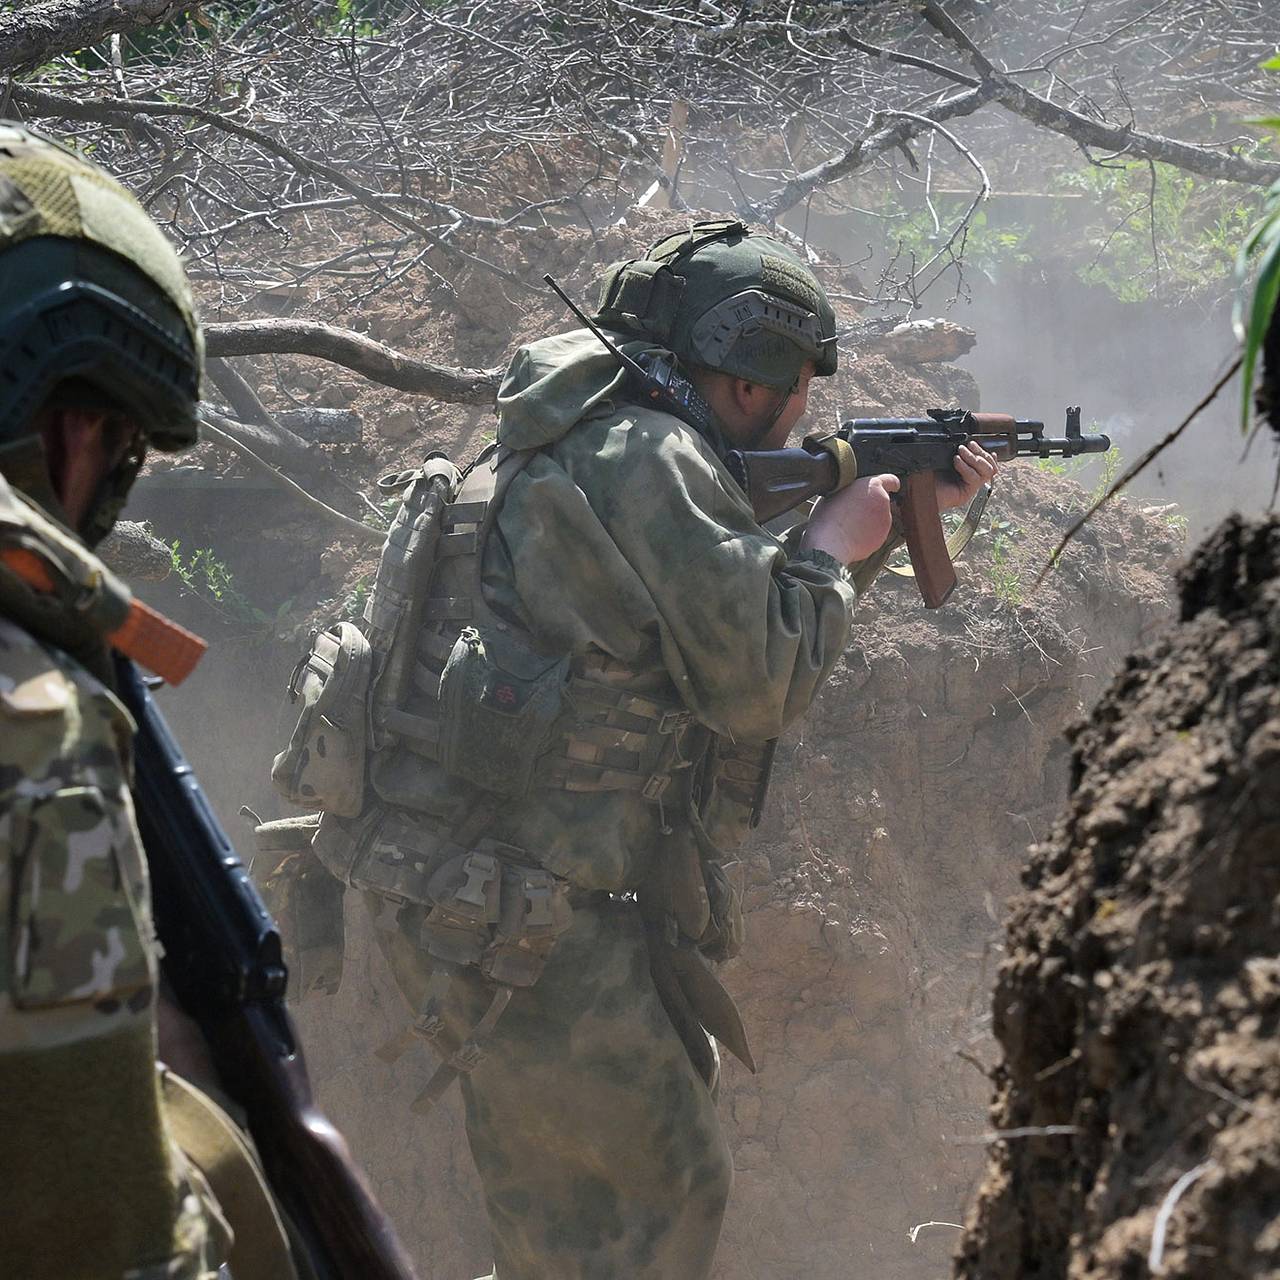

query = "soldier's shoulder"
0;617;130;793
0;617;79;719
568;400;724;476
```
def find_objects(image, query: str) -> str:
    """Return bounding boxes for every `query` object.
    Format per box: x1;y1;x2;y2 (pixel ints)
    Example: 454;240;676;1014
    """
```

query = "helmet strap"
745;376;800;450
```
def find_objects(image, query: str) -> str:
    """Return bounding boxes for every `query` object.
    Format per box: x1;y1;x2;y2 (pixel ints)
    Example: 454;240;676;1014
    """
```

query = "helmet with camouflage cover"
593;218;837;391
0;122;202;543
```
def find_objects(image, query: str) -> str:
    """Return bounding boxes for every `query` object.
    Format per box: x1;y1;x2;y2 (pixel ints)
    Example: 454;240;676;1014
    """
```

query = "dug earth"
956;514;1280;1280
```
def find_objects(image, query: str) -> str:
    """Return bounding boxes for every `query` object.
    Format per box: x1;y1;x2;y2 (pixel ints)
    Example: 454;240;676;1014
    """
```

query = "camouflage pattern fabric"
372;893;732;1280
387;328;855;892
0;612;229;1280
374;328;855;1278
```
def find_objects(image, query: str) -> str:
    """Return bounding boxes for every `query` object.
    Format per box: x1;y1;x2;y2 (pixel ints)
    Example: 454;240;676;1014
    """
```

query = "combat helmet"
594;218;837;390
0;122;202;543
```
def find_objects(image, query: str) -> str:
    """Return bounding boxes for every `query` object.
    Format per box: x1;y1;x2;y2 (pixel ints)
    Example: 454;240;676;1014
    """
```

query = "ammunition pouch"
311;805;571;991
270;621;372;817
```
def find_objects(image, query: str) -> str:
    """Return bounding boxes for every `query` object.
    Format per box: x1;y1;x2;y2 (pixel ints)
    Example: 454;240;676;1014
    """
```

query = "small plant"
986;528;1025;607
169;541;292;633
340;573;373;621
1088;447;1124;507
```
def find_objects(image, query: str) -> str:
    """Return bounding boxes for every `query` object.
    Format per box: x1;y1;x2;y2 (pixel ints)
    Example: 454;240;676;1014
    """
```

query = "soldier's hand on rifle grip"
799;472;902;566
937;442;999;510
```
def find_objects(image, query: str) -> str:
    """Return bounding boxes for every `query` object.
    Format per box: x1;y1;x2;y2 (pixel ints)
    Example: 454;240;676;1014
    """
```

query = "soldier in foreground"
0;125;417;1280
275;218;997;1278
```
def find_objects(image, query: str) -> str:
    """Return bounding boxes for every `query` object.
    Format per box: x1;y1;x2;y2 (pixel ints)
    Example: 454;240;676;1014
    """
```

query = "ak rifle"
114;655;421;1280
725;407;1110;608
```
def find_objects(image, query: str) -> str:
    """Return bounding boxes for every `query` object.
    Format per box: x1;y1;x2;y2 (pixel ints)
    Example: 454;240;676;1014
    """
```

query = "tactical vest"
275;441;752;1103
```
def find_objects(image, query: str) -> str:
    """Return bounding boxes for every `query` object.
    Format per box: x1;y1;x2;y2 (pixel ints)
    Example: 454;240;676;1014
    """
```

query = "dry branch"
0;0;183;73
757;83;1000;220
920;0;1280;189
205;321;501;404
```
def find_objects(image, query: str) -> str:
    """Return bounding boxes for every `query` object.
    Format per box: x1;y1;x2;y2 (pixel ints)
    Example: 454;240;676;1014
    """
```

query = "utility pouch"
271;621;373;816
345;807;460;907
437;625;571;797
254;815;345;999
421;846;571;987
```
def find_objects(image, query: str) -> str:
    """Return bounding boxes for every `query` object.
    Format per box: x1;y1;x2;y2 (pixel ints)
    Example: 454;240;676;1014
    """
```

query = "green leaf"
1239;229;1280;430
1262;53;1280;70
1249;116;1280;131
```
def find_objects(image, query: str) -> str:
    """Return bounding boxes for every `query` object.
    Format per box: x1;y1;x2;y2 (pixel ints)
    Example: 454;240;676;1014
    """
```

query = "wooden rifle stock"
219;1002;423;1280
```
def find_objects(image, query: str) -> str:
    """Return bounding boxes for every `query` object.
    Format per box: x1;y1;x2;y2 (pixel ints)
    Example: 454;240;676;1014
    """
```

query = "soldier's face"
757;365;816;450
40;408;141;533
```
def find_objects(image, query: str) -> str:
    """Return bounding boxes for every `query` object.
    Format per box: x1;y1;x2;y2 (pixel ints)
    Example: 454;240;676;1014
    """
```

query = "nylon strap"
410;983;514;1116
851;483;991;597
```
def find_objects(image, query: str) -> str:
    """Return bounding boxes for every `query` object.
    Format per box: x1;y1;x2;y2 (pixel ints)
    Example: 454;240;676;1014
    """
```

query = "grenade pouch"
270;621;373;817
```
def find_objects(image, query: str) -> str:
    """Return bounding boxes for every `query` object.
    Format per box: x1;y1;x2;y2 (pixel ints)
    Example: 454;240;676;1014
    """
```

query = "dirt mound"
955;515;1280;1280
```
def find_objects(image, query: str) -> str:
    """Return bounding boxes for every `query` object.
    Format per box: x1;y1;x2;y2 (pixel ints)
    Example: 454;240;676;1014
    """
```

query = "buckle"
657;710;690;734
452;1040;485;1073
522;880;555;930
642;773;671;801
456;851;499;909
413;1000;445;1041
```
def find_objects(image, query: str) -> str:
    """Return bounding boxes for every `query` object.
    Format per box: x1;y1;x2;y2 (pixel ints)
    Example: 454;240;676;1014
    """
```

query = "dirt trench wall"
954;515;1280;1280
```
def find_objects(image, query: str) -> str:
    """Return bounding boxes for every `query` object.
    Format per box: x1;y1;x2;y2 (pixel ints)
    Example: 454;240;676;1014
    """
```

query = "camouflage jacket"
381;330;857;896
0;476;227;1280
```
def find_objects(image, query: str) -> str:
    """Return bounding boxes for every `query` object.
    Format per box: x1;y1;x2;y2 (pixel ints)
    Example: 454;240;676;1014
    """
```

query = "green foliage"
340;573;373;621
985;522;1024;608
1064;161;1261;303
888;205;1034;283
1087;447;1124;507
1234;63;1280;431
169;540;292;633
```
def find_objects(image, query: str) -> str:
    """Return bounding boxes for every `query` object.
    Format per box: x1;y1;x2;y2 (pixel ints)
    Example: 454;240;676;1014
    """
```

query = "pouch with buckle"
271;621;373;816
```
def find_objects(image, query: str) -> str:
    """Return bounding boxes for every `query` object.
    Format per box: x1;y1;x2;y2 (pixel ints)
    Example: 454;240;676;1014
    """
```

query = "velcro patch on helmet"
0;174;36;242
759;253;823;315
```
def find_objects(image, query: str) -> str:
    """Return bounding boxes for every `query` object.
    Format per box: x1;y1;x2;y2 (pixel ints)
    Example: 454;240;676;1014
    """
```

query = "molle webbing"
374;448;696;803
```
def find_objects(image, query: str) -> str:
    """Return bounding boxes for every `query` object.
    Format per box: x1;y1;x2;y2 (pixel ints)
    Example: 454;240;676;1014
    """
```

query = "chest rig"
293;442;703;1108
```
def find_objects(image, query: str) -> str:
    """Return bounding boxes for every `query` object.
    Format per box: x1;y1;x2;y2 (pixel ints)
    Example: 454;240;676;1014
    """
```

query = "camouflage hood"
495;328;670;450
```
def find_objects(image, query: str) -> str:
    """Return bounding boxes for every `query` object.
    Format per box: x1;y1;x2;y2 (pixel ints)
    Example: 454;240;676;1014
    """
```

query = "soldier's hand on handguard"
938;442;999;511
799;472;902;565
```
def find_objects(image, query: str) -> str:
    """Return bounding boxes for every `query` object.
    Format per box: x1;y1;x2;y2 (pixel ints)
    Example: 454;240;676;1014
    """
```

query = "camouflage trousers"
371;893;732;1280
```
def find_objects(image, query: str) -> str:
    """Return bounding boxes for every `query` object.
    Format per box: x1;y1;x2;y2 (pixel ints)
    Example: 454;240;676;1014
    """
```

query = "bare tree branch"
0;0;183;74
921;0;1280;188
204;321;502;404
757;82;1000;220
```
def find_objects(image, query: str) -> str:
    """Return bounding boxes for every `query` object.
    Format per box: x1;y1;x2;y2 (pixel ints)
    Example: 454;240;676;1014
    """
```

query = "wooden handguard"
898;471;957;608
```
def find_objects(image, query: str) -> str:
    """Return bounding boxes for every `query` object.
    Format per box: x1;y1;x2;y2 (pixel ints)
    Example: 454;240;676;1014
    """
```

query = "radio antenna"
543;274;650;383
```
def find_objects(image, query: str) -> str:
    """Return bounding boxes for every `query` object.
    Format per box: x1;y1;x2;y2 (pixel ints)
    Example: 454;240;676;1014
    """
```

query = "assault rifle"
725;407;1110;608
114;655;421;1280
